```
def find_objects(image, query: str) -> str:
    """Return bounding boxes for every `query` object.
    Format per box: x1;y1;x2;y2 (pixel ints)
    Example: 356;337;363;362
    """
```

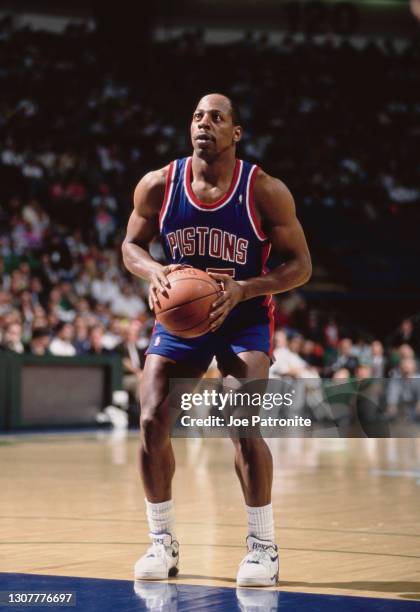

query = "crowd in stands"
0;18;419;421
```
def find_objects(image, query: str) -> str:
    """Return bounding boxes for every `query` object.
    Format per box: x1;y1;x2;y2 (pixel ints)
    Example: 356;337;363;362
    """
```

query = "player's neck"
191;151;236;186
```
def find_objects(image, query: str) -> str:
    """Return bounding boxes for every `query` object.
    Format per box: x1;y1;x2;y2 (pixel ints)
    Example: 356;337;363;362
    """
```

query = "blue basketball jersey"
159;156;273;324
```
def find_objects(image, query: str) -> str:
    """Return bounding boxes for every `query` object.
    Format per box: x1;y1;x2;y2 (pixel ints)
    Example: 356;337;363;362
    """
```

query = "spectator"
49;322;76;356
300;339;324;371
0;322;24;353
91;270;120;305
270;330;325;416
386;357;420;421
73;316;90;353
332;368;351;381
116;321;146;401
86;325;110;355
111;283;146;318
369;340;387;378
102;317;123;350
390;319;418;351
325;338;359;377
27;327;51;355
22;199;50;241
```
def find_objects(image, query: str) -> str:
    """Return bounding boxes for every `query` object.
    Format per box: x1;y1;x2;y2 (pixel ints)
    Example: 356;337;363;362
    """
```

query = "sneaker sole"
134;566;179;581
237;574;278;587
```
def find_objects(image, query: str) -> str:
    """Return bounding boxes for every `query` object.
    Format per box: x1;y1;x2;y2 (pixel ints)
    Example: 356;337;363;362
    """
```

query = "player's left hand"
208;273;245;332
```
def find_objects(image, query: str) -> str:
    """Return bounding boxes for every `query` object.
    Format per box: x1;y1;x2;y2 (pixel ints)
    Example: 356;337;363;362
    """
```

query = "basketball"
154;267;220;337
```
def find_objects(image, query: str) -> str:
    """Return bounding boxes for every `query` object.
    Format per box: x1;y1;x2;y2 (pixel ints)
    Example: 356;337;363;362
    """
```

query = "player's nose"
198;114;211;129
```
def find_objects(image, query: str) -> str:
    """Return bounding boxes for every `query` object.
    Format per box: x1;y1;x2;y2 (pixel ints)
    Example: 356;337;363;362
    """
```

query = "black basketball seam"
156;290;219;315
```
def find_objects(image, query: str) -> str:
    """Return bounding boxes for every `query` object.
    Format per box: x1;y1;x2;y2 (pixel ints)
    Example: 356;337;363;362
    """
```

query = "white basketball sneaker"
236;536;279;587
134;533;179;580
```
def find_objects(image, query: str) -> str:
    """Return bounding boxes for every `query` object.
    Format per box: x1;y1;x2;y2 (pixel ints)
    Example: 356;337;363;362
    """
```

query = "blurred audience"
27;327;51;355
49;322;76;356
386;357;420;421
324;338;359;377
0;21;419;429
116;321;146;401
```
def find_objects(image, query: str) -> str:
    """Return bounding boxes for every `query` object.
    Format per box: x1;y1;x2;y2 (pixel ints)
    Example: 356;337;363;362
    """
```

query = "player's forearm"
238;258;312;301
122;241;163;281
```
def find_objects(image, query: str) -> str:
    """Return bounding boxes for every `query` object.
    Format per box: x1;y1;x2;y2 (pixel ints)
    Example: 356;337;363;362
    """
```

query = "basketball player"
122;93;311;586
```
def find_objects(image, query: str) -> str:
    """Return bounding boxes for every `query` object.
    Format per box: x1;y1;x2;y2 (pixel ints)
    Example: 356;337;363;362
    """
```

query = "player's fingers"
210;315;226;332
161;263;185;287
155;273;170;293
157;273;169;289
211;293;228;311
168;264;184;272
208;272;231;283
210;298;230;318
150;284;162;307
209;307;228;330
164;264;183;284
148;286;156;310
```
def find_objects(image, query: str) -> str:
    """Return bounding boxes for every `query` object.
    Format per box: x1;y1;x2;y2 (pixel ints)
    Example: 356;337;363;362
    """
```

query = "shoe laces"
147;541;168;559
245;549;271;565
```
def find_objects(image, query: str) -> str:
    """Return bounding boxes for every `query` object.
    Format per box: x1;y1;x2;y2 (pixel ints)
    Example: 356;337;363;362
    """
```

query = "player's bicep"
267;217;310;261
124;169;166;247
257;174;311;263
124;209;158;248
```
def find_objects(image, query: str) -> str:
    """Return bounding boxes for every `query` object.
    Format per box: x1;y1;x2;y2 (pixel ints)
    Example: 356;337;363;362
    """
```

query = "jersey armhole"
159;160;177;230
246;165;267;241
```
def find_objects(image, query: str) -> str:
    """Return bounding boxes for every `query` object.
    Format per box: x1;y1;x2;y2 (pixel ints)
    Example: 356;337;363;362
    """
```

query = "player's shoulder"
133;164;172;210
135;164;170;194
253;166;294;205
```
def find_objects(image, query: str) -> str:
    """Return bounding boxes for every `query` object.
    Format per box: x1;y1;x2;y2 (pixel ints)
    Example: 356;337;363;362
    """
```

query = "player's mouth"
195;133;214;143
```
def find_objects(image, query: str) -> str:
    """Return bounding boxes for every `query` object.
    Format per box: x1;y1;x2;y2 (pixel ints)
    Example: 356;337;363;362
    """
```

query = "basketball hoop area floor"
0;433;419;611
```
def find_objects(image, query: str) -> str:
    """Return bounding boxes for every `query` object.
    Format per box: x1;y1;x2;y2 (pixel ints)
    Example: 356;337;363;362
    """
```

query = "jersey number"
206;267;235;278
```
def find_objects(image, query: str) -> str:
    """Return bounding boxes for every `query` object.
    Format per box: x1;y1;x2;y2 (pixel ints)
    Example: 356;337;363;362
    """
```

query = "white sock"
145;499;176;538
246;503;275;543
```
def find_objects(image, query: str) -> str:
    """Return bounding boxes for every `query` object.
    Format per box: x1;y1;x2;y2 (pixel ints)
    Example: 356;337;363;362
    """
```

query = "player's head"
191;93;242;160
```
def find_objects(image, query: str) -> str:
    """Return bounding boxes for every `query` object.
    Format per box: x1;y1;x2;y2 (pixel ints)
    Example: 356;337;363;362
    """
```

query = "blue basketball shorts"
146;308;274;371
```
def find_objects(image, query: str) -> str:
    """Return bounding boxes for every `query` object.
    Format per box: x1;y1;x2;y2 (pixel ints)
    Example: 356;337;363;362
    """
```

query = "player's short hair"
228;97;241;126
196;93;241;126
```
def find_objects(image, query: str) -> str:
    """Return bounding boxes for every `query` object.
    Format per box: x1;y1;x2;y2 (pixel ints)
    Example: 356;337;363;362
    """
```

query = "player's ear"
233;126;242;143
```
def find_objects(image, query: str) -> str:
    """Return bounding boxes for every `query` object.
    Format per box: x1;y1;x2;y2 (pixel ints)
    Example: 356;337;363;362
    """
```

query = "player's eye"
194;112;202;120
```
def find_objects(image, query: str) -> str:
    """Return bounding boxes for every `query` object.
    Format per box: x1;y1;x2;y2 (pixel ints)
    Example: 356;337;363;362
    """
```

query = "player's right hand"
148;264;184;311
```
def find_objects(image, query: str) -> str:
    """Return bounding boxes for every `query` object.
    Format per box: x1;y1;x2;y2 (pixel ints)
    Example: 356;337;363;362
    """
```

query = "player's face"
191;97;241;158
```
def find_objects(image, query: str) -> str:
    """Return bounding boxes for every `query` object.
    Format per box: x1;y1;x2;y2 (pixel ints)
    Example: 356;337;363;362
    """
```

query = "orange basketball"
154;267;220;338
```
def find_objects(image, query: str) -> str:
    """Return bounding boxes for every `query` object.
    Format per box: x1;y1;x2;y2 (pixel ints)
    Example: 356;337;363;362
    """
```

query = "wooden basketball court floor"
0;432;419;611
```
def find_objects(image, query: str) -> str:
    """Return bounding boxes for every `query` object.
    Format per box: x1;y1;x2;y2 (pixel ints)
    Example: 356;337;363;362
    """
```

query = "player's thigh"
140;353;207;423
219;350;270;381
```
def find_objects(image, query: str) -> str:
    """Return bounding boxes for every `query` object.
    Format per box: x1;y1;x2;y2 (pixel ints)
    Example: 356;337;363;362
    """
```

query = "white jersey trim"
184;158;243;212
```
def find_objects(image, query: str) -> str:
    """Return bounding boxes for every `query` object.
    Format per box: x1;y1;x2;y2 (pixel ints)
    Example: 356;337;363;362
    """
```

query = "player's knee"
140;413;169;452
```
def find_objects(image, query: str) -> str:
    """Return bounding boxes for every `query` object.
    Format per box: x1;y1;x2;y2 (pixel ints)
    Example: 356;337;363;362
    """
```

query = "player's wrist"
236;280;249;302
146;262;165;281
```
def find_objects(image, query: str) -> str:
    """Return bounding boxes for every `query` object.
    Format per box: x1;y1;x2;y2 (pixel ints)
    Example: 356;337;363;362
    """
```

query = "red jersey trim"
246;165;267;241
184;157;242;211
159;160;176;229
261;242;274;356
